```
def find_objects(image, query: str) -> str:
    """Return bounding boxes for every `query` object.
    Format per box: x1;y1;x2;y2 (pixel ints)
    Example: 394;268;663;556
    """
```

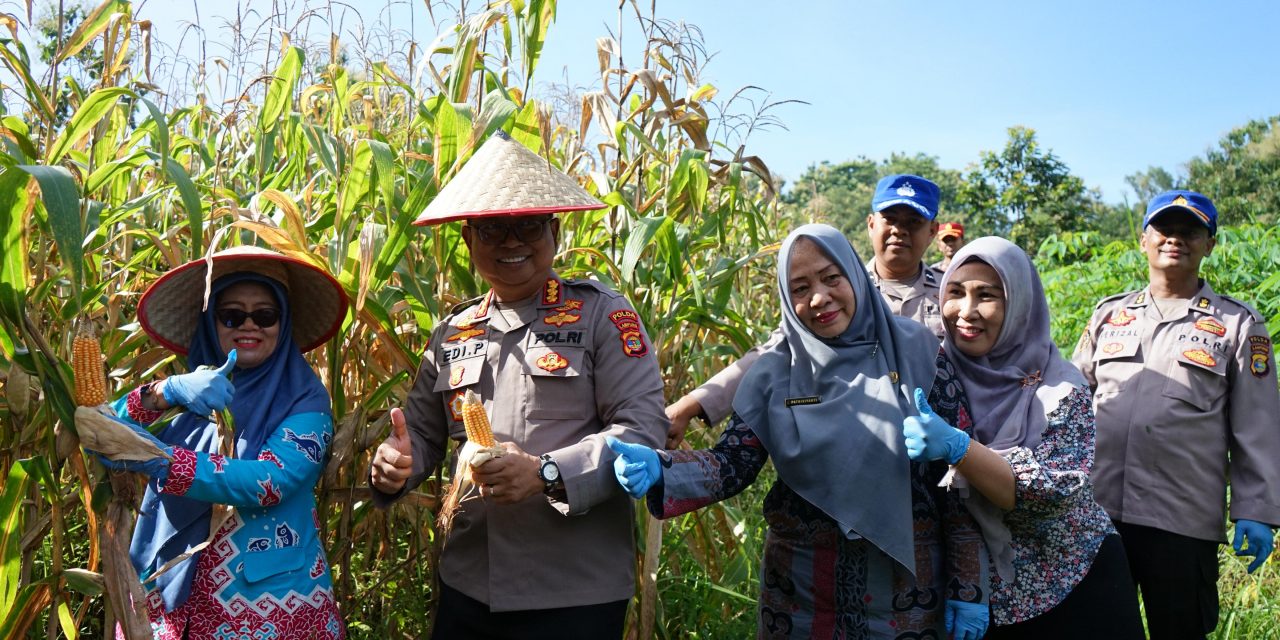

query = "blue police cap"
1143;190;1217;235
872;174;940;221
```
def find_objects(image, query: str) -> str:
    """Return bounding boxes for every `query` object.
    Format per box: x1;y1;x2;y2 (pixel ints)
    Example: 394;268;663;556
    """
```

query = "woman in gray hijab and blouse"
902;236;1143;638
608;224;990;640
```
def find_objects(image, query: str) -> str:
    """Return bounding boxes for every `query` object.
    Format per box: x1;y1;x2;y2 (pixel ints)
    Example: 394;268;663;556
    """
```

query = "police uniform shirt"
865;260;944;340
1072;283;1280;542
375;274;667;611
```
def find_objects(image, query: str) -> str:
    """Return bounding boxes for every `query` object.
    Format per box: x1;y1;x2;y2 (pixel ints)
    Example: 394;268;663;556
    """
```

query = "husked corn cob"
73;330;108;407
461;389;496;447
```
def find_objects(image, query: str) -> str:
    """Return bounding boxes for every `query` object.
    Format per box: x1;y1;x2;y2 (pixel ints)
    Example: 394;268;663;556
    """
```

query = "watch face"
541;460;560;482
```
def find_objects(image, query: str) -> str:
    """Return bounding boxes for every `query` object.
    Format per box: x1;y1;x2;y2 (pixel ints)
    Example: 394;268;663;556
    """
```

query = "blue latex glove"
902;387;971;465
606;436;663;499
1233;519;1276;573
945;600;989;640
162;350;237;417
89;414;174;480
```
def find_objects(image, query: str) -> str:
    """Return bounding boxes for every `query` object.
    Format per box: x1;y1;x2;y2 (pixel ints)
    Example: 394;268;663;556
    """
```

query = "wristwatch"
538;454;561;493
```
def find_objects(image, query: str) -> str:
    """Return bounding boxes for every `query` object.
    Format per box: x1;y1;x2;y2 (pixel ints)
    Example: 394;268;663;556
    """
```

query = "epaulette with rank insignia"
448;295;485;316
1094;290;1137;310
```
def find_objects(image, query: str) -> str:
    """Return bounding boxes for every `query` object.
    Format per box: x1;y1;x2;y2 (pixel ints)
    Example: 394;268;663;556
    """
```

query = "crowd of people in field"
90;130;1277;640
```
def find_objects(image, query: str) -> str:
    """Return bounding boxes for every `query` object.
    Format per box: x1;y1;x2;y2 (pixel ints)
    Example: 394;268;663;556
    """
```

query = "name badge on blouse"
785;396;821;407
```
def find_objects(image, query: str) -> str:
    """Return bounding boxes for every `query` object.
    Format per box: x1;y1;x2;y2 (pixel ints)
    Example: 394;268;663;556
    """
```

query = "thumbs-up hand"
162;349;238;417
371;408;415;494
607;436;663;499
902;387;971;464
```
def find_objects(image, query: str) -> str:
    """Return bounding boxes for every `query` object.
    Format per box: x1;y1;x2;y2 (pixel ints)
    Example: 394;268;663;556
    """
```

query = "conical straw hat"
414;129;605;225
138;246;349;355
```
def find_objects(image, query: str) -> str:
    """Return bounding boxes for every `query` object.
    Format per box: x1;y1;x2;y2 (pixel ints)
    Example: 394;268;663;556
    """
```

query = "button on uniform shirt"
1071;283;1280;541
687;260;944;425
374;274;667;611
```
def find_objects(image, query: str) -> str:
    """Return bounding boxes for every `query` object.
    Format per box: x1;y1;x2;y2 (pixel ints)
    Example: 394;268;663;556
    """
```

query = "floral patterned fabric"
649;353;987;639
963;383;1115;625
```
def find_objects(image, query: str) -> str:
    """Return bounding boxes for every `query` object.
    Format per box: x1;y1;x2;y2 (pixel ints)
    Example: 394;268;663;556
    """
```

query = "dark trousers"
1114;521;1220;640
986;534;1144;639
432;581;629;640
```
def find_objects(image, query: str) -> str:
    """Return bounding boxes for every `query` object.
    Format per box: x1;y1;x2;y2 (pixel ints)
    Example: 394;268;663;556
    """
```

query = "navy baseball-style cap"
1143;190;1218;235
872;174;940;221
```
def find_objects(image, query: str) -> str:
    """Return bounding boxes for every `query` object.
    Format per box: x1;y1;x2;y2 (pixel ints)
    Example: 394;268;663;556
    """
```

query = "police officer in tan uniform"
1072;190;1280;640
666;174;943;445
369;131;666;639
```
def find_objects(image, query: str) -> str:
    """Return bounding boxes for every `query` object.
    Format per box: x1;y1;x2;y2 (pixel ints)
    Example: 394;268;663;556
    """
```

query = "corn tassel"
438;389;505;541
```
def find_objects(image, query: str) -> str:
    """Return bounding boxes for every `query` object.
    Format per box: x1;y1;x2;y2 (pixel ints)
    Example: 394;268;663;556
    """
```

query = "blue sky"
133;0;1280;204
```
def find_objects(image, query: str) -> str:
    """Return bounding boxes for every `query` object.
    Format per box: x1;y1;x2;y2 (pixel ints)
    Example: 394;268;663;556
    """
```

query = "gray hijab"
939;236;1087;580
732;224;939;575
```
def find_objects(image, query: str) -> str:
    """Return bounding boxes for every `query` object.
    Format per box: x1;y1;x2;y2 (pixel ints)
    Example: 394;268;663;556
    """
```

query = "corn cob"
461;389;496;447
73;330;108;407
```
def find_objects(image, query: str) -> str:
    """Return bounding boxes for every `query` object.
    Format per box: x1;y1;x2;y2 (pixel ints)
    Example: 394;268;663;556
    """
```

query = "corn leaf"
17;165;82;292
45;86;132;165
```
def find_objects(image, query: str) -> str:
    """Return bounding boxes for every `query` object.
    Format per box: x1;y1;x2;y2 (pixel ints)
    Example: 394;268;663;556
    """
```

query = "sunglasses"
468;217;551;245
215;308;281;329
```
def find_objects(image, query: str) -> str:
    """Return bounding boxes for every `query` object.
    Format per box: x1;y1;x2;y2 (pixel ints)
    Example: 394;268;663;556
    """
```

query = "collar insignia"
541;278;561;306
1197;297;1211;309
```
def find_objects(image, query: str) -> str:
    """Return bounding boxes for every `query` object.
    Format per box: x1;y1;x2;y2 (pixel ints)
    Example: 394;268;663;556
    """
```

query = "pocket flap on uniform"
243;545;305;583
434;358;485;392
1093;337;1140;362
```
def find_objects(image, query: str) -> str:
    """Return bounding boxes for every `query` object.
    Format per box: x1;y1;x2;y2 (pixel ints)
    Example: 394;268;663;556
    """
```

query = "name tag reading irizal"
785;396;821;407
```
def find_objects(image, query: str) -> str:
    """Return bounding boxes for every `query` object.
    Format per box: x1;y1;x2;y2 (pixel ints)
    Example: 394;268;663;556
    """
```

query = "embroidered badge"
1182;348;1217;367
449;390;466;422
447;327;485;342
1249;336;1271;378
536;351;569;372
449;366;464;387
1194;317;1226;337
541;278;561;305
785;396;821;407
1197;297;1211;310
474;291;493;320
609;309;640;325
557;299;584;311
1102;342;1124;355
1108;309;1136;327
543;310;581;327
618;328;648;358
896;182;916;197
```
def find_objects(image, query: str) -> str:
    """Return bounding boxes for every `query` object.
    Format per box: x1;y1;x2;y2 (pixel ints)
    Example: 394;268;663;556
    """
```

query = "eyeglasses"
215;308;281;329
468;217;551;245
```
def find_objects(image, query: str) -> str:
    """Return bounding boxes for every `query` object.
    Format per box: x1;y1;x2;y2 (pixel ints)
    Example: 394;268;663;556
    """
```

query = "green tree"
1186;115;1280;226
956;126;1098;252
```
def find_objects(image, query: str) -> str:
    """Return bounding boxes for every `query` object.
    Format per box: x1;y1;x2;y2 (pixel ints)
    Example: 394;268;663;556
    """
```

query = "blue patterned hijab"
732;224;938;575
129;272;333;611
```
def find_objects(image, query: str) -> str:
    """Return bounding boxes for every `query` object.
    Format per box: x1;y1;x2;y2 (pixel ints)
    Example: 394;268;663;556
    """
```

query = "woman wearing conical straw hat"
87;246;349;639
369;130;667;639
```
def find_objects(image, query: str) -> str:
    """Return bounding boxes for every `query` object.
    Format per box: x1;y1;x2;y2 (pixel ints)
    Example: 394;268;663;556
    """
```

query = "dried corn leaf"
75;405;170;461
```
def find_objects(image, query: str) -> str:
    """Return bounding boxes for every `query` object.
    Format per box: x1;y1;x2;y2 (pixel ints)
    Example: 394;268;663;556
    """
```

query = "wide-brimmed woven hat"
138;246;349;355
413;129;605;225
